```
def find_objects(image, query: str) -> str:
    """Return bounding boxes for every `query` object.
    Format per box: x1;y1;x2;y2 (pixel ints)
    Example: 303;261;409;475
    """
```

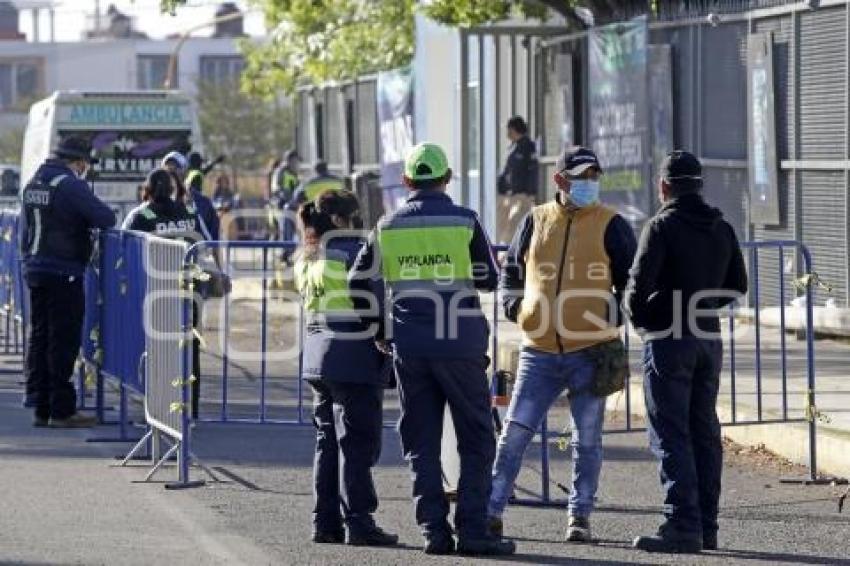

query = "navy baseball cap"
54;136;99;164
556;146;602;178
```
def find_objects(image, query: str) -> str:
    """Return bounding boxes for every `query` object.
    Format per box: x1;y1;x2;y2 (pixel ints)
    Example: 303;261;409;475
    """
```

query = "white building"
0;2;248;132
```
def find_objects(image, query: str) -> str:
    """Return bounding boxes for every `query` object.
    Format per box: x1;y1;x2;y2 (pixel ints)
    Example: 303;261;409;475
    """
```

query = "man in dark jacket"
20;136;116;427
496;116;538;243
625;151;748;554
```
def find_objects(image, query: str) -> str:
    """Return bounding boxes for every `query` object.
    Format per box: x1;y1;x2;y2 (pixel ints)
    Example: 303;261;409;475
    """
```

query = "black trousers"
25;272;85;420
643;337;723;538
310;380;384;534
394;355;495;541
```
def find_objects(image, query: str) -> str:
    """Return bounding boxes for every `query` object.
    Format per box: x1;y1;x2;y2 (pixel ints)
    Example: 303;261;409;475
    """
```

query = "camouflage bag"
585;338;629;398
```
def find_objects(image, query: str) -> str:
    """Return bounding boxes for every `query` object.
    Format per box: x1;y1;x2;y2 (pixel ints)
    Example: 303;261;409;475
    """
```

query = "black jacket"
497;136;538;196
624;192;748;337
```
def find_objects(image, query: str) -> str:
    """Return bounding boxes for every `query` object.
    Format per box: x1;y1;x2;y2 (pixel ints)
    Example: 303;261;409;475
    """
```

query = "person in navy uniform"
20;136;115;428
123;167;212;419
349;143;514;556
122;168;204;239
294;189;397;547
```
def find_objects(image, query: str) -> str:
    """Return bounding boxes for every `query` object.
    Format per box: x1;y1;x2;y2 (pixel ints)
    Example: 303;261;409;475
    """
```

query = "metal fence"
0;210;25;356
0;216;827;496
504;240;824;507
454;1;850;309
186;240;307;425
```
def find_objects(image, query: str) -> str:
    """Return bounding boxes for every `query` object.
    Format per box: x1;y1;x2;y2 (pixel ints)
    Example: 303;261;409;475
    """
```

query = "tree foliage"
0;127;24;164
159;0;651;94
195;79;292;189
241;0;416;96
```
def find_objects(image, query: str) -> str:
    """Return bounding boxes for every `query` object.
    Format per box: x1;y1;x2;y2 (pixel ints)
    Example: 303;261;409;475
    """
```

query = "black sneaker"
487;516;503;538
346;526;398;547
33;416;49;428
565;515;592;543
702;531;718;551
423;535;455;555
312;530;345;544
457;536;516;556
633;534;702;554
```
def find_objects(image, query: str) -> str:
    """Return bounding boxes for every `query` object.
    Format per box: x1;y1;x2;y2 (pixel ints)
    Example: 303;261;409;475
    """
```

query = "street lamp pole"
163;10;248;89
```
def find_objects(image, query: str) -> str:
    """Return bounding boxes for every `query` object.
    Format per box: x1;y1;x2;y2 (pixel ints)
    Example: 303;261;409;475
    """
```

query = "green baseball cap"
404;142;449;181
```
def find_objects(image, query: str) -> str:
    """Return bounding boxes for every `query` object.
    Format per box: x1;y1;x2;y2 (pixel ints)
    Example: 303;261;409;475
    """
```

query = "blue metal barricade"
0;210;24;357
83;230;150;442
500;240;822;507
184;240;306;426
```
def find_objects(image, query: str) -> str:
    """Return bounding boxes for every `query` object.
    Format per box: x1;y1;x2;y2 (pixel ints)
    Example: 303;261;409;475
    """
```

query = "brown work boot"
48;413;97;428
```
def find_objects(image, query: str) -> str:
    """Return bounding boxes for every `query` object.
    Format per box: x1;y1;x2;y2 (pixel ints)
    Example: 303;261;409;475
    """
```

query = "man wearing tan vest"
487;147;636;543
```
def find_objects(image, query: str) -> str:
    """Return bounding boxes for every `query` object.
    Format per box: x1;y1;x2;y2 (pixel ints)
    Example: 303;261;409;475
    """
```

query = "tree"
195;78;292;191
0;127;24;164
160;1;653;94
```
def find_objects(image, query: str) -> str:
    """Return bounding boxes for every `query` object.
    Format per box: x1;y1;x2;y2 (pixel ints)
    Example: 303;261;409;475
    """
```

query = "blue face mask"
568;179;600;207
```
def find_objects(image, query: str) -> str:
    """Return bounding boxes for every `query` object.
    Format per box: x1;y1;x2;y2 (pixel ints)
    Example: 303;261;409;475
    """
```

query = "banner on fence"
747;32;780;226
377;66;414;211
588;16;650;223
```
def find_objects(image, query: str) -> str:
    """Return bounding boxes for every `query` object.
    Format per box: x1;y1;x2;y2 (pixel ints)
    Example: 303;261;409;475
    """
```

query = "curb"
609;381;850;480
496;338;850;480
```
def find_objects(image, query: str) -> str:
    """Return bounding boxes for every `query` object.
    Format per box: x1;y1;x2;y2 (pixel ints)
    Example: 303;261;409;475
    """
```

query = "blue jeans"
489;347;606;519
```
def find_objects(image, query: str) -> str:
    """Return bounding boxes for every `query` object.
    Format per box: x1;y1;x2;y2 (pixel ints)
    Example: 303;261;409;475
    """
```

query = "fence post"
803;246;818;482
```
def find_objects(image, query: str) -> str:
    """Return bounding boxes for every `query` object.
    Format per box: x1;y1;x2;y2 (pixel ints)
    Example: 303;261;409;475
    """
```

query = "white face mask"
76;164;89;180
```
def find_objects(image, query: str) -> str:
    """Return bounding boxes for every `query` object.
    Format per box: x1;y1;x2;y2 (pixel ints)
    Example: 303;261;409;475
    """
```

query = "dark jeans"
25;272;85;420
643;337;723;538
310;380;384;534
394;355;495;541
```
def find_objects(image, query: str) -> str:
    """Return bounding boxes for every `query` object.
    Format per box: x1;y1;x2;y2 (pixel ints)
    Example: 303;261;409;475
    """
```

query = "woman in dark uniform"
122;168;209;419
122;168;202;237
294;190;397;547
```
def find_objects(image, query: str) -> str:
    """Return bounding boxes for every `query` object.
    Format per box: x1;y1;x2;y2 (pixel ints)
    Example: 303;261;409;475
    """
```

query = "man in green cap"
349;142;514;556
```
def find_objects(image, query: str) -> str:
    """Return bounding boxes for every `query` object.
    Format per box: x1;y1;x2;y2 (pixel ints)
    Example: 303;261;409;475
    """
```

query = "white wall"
0;36;242;133
413;15;460;202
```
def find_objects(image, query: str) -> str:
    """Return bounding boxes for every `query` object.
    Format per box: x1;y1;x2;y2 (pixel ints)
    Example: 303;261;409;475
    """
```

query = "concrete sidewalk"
493;315;850;479
1;364;849;565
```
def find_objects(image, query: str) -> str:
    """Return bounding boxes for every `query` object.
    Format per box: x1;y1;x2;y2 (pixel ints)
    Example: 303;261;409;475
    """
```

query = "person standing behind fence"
20;136;116;428
273;149;301;261
185;151;225;198
496;116;538;244
294;190;398;548
488;146;636;543
122;168;204;239
289;161;344;210
626;151;747;554
161;152;219;243
349;142;514;557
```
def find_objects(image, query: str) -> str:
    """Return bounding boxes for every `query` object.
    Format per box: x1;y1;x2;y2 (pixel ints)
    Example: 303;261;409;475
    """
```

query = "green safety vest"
377;215;475;291
185;169;203;191
294;249;355;314
281;170;299;195
303;177;344;203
